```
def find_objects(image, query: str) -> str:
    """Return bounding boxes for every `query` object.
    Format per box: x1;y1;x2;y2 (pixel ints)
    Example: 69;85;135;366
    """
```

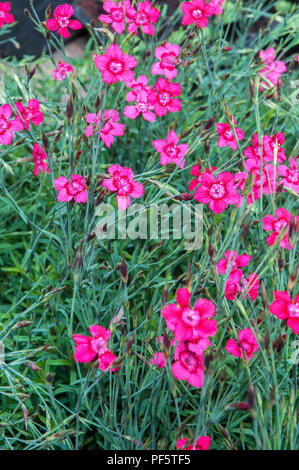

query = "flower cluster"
161;288;217;388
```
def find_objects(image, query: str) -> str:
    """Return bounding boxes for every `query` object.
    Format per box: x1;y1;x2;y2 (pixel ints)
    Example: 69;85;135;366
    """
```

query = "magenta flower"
98;0;132;34
162;287;217;342
207;0;225;15
244;132;286;164
259;47;286;89
152;130;189;169
278;157;299;194
172;342;204;388
127;0;160;36
124;89;156;122
0;103;24;145
102;164;144;211
0;2;14;28
194;171;240;214
125;75;152;101
148;77;181;117
177;436;211;450
15;99;43;132
54;174;88;203
217;250;251;275
151;42;181;80
224;271;259;301
93;44;137;84
181;0;217;28
216;117;244;150
263;208;297;250
226;328;260;361
269;291;299;335
53;61;74;80
32;143;49;176
73;325;120;372
85;109;124;148
46;3;82;38
189;165;217;191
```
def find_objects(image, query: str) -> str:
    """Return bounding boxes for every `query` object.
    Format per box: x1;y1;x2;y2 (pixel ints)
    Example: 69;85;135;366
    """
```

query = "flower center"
57;16;70;28
192;9;203;18
179;350;199;373
224;129;234;139
181;308;200;327
109;60;124;74
0;117;9;132
287;303;299;318
158;91;171;106
274;219;287;233
240;340;252;354
101;121;113;135
137;101;149;113
111;8;123;22
165;144;178;158
209;183;226;199
135;10;149;25
91;337;107;355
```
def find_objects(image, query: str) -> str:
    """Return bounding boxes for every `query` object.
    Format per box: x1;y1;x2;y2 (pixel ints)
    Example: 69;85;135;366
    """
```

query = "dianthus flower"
194;171;240;213
162;288;217;342
0;2;14;28
85;109;124;148
181;0;218;28
188;165;217;191
259;47;286;89
46;3;82;38
216;117;244;150
0;103;24;145
224;271;259;301
263;208;297;250
151;42;181;80
148;78;181;117
102;164;144;210
54;174;88;203
177;436;211;450
53;61;74;80
126;1;160;36
15;99;43;131
73;325;120;371
217;250;251;275
269;291;299;335
93;44;137;84
32;143;49;175
278;157;299;194
226;328;260;361
152;130;189;168
172;341;204;388
98;0;132;34
124;89;156;122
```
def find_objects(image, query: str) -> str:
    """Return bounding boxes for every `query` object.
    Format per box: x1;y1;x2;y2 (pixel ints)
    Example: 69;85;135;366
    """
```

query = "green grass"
0;0;298;450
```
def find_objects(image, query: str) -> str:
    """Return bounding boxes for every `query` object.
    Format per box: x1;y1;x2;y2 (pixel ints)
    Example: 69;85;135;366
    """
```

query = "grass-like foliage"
0;0;298;450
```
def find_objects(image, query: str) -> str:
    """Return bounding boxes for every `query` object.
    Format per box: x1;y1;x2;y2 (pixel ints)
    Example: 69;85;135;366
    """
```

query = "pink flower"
54;174;88;203
278;157;299;194
93;44;137;84
262;132;286;163
263;208;297;250
148;77;181;117
125;75;152;101
189;165;217;191
102;164;144;210
162;287;217;342
224;271;259;301
124;89;156;122
152;130;189;169
151;352;166;368
0;103;24;145
15;99;43;131
0;2;14;28
172;342;204;388
127;1;160;36
53;61;74;80
32;143;49;175
259;47;286;89
217;250;251;275
46;3;82;38
85;109;125;148
216;117;244;151
98;0;132;34
151;42;181;80
73;325;120;371
194;171;240;214
226;328;260;361
177;436;211;450
181;0;217;28
207;0;225;15
269;291;299;335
